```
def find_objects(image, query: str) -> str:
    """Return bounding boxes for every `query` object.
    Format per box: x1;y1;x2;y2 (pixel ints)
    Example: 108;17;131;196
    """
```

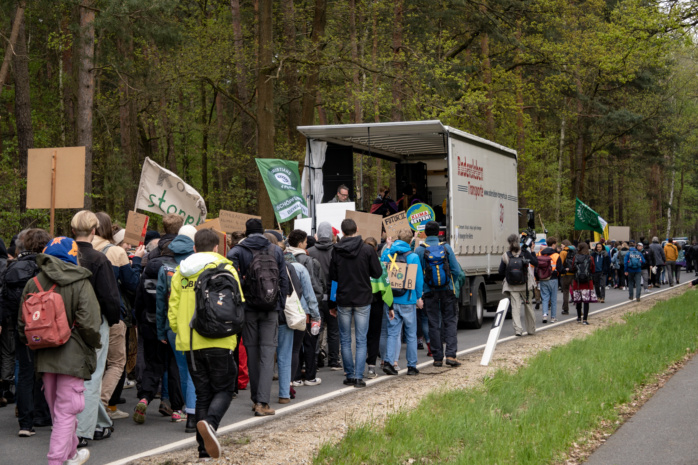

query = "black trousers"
14;334;51;430
424;290;459;360
320;303;340;366
137;333;183;410
295;324;319;381
366;299;383;366
291;329;304;383
187;348;237;455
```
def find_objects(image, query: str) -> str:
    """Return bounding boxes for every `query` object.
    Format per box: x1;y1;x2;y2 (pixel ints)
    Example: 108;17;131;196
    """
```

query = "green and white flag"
256;158;309;223
574;197;607;234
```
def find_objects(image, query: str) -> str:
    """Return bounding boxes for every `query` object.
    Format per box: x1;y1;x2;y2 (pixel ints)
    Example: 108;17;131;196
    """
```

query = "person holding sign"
380;229;423;376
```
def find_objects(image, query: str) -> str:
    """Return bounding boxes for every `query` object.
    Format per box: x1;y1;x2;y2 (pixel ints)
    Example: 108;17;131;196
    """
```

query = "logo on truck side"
457;156;484;180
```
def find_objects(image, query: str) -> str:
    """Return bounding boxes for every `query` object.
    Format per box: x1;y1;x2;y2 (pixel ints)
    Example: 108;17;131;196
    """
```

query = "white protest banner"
316;202;355;237
135;157;207;226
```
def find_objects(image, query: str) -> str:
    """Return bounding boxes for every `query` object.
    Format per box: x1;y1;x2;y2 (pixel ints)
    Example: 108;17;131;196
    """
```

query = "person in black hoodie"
71;210;122;446
0;236;11;393
228;219;289;417
0;229;52;436
307;221;340;370
329;218;383;388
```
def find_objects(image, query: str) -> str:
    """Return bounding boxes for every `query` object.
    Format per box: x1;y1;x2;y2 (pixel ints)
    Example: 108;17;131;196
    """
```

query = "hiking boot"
304;378;322;386
64;449;90;465
197;420;221;459
354;379;367;388
185;414;197;433
407;366;419;376
366;366;378;379
445;357;461;368
279;398;290;404
18;428;35;437
254;403;275;416
343;378;356;386
133;398;148;424
383;364;398;375
433;360;443;367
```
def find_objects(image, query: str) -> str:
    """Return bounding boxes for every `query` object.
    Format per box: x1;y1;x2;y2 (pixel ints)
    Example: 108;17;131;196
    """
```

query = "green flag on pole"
574;197;607;234
256;158;308;224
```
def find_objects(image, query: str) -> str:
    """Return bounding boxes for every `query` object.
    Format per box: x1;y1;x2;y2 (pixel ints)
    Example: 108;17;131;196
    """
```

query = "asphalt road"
0;284;677;464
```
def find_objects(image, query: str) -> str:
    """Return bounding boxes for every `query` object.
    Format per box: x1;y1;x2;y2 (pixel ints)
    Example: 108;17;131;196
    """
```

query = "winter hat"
43;237;78;265
178;225;197;242
113;229;126;245
265;229;283;242
424;221;440;237
145;230;161;246
245;218;264;236
317;222;333;240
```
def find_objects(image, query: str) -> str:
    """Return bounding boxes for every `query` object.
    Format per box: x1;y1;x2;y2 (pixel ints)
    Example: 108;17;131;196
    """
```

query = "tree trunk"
650;163;660;237
350;0;361;123
0;2;25;96
201;81;209;201
77;1;96;210
391;0;404;122
230;0;254;150
556;113;565;224
257;0;275;228
14;14;32;224
665;151;676;239
281;0;301;148
61;13;75;146
372;3;380;122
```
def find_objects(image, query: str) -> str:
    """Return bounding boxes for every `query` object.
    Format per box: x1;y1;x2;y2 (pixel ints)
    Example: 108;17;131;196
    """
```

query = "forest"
1;0;698;238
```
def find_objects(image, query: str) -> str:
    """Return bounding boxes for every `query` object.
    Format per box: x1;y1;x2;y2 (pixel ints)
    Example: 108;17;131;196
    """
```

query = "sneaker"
354;379;367;388
18;428;35;437
535;302;540;310
383;364;398;375
542;315;548;324
551;318;557;323
107;408;129;420
561;311;569;315
366;366;378;379
393;363;400;372
197;420;221;459
577;318;582;324
279;398;290;404
92;427;112;440
343;378;356;386
254;403;275;416
582;320;590;325
185;414;197;433
159;399;173;417
515;333;522;337
304;378;322;386
123;379;135;389
433;360;443;367
445;357;461;367
77;437;88;448
417;338;424;350
133;398;148;424
599;299;605;303
291;380;304;387
407;366;419;376
64;448;90;465
329;364;342;371
171;410;185;422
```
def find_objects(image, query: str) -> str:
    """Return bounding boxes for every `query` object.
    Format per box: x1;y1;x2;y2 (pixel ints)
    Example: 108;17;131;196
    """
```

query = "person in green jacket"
19;237;102;465
167;229;244;460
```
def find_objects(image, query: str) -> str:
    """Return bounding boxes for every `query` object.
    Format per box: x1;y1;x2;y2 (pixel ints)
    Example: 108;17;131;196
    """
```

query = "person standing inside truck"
499;234;538;337
329;185;350;203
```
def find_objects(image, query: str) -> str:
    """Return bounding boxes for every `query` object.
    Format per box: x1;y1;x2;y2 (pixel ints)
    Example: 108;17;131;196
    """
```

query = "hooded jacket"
284;253;320;321
228;234;289;312
664;242;679;262
624;247;646;273
93;235;142;319
539;246;563;280
591;248;610;275
414;236;462;293
168;251;242;352
329;235;383;307
0;252;39;325
380;240;423;305
307;222;333;280
76;241;122;326
156;235;194;341
134;243;177;336
649;241;666;266
18;254;102;380
559;245;576;276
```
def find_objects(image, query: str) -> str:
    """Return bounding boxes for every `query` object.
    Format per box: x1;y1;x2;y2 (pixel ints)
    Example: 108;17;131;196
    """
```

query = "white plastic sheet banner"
135;157;208;226
480;298;510;366
316;202;355;238
301;140;327;216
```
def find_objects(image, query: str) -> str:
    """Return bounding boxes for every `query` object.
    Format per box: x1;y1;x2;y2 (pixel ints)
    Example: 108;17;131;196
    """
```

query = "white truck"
297;120;519;328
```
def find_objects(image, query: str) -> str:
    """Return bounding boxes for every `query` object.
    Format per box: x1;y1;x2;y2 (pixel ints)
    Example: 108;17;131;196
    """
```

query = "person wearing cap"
19;237;102;465
414;221;463;367
308;222;341;370
228;218;289;416
624;240;645;302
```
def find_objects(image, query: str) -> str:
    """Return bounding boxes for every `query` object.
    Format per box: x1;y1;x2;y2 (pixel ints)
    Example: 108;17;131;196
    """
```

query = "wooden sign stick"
50;150;57;236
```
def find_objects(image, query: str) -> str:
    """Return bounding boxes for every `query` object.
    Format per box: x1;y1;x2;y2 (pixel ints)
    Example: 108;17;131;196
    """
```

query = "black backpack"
505;251;527;286
142;256;177;324
564;248;577;273
191;263;244;339
574;254;592;283
245;247;280;311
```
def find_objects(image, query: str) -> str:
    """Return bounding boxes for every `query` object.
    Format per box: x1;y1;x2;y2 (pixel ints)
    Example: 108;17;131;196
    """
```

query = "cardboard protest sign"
383;211;410;239
386;262;418;290
194;219;227;255
345;210;383;241
124;211;149;246
609;226;630;242
26;147;86;209
135;157;207;226
219;210;261;233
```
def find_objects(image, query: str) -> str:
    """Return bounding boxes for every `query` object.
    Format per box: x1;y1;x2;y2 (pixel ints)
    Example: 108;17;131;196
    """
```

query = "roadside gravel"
135;286;689;465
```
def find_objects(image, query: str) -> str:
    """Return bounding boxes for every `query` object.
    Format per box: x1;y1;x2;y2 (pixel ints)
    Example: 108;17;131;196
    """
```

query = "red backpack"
536;255;553;280
22;277;72;350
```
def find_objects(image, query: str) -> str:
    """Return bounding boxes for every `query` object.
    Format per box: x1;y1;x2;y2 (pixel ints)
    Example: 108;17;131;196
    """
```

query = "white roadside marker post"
480;298;510;366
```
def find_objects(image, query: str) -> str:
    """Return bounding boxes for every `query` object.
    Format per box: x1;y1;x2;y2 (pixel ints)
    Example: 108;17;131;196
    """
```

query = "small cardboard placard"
124;211;149;246
195;219;227;255
195;218;222;232
219;210;261;234
387;262;418;290
383;211;410;240
26;147;86;209
345;210;383;241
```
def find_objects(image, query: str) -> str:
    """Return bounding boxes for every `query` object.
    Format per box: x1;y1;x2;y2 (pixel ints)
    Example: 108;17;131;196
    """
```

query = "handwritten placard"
124;211;149;246
195;217;222;232
387;262;418;290
383;211;410;240
219;210;261;234
345;210;383;241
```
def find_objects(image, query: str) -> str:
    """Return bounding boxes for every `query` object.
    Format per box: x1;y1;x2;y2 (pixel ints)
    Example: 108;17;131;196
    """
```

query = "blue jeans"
379;306;401;364
539;279;558;319
168;329;196;414
628;272;642;299
337;305;370;380
385;304;418;368
276;324;294;399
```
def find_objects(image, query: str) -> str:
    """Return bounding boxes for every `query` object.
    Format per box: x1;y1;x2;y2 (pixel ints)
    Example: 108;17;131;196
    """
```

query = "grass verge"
315;291;698;464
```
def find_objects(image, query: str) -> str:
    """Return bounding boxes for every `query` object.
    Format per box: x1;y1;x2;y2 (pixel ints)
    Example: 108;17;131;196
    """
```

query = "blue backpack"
627;250;642;269
422;242;452;288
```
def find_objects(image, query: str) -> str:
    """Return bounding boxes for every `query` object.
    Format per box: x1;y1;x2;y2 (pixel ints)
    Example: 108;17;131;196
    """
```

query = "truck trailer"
297;120;519;328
